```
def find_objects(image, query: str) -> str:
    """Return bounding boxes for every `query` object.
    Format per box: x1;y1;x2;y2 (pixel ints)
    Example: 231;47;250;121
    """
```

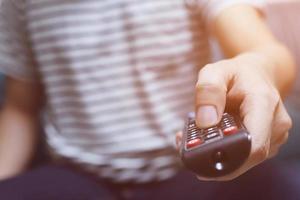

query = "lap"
120;160;300;200
0;161;299;200
0;164;113;200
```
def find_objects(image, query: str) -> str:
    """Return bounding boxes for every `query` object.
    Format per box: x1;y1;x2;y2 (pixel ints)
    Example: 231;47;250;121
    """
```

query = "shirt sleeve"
0;0;38;81
192;0;266;32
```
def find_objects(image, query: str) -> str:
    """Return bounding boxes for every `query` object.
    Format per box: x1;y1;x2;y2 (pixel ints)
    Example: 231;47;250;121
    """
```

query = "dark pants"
0;161;299;200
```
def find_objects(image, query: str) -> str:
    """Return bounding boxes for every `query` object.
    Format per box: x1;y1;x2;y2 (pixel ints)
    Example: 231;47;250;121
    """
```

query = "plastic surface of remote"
180;112;251;178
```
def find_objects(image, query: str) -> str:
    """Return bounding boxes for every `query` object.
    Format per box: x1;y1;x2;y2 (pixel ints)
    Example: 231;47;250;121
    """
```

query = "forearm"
213;5;296;96
0;104;39;179
0;77;43;180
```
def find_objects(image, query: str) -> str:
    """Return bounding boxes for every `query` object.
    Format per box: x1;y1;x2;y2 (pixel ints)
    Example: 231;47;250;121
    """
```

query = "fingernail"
196;105;218;127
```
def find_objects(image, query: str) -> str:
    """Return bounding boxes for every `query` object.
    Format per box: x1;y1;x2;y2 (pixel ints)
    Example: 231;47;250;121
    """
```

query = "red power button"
223;126;238;136
187;138;202;149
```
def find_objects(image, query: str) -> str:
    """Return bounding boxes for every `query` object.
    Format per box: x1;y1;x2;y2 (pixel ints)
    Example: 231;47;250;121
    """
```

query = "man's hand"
176;52;292;181
176;4;295;181
192;52;291;180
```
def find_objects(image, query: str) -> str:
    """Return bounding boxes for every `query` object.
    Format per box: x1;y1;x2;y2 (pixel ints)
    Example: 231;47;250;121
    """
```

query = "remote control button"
214;151;224;161
203;126;219;141
186;138;202;149
223;126;238;135
205;132;220;140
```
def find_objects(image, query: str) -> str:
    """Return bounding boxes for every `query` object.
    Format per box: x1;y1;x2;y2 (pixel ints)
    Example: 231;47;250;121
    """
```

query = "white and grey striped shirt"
0;0;263;183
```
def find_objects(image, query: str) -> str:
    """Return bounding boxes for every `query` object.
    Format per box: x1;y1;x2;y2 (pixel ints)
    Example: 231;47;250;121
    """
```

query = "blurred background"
0;0;299;164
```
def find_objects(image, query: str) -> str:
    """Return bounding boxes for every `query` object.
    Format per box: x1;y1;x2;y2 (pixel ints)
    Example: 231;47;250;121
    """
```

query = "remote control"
180;112;251;178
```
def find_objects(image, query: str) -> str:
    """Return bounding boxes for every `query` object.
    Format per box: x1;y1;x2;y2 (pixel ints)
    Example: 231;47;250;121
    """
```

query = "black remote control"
180;112;251;178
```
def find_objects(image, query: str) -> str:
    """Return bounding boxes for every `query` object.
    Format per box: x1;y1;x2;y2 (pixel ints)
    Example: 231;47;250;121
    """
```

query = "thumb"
195;64;230;128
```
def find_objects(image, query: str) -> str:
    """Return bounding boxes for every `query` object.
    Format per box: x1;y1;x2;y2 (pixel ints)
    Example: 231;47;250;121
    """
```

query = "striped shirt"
0;0;263;183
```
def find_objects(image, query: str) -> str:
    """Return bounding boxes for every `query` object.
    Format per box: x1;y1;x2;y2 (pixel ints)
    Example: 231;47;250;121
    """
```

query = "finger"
267;101;291;158
270;101;292;146
204;90;282;181
268;132;288;158
268;130;289;159
268;135;285;159
268;133;288;159
175;131;183;151
270;131;289;151
207;89;279;181
240;89;279;168
195;63;232;128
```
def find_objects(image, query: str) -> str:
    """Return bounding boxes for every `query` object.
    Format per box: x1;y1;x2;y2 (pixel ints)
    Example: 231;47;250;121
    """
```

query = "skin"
177;5;295;181
0;77;43;180
0;5;295;181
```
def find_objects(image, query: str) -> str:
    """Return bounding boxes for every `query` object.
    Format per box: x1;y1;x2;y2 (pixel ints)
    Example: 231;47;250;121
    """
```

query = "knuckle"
198;64;216;80
196;65;226;92
266;88;280;101
255;87;280;107
253;145;269;162
284;116;292;130
195;81;220;91
198;62;227;78
278;117;292;132
268;89;280;103
271;89;281;102
195;82;227;101
277;132;289;146
200;64;214;73
281;132;289;145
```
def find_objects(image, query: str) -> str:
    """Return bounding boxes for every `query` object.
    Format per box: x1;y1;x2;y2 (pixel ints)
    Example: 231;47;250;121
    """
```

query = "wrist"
234;51;277;84
235;45;296;97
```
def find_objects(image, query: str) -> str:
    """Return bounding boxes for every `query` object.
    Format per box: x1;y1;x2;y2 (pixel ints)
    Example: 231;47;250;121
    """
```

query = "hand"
177;52;292;181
